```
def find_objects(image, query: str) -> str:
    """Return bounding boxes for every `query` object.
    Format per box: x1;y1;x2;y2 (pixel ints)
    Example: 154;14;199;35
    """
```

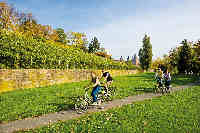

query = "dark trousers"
157;77;162;87
165;80;171;89
91;86;101;102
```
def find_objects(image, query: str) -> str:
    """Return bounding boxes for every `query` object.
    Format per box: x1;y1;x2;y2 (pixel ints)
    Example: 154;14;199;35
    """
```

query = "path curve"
0;82;199;133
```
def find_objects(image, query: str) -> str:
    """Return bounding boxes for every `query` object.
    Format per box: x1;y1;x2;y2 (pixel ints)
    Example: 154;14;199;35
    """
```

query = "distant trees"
152;39;200;75
138;34;153;71
67;32;88;51
191;40;200;74
0;2;58;41
0;1;139;70
0;2;17;30
55;28;67;44
177;39;192;73
0;1;115;70
88;37;100;53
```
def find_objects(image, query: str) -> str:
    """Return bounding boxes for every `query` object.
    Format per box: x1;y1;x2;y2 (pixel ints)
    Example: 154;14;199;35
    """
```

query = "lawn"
19;85;200;133
0;72;198;122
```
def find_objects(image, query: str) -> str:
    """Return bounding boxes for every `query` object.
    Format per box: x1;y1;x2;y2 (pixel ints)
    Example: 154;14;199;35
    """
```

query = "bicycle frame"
154;78;171;94
74;85;116;113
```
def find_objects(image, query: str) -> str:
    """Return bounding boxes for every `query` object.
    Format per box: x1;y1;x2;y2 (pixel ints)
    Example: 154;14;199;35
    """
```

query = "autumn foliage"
0;2;136;70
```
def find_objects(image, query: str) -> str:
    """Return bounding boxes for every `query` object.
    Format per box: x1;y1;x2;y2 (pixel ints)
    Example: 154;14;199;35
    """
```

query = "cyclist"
100;70;113;90
163;69;171;91
90;72;101;106
155;68;163;88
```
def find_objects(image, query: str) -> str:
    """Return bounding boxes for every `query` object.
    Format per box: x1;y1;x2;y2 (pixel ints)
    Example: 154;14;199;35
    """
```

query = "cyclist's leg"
91;87;97;103
166;80;171;91
91;86;101;103
155;78;160;92
160;78;165;93
158;78;162;88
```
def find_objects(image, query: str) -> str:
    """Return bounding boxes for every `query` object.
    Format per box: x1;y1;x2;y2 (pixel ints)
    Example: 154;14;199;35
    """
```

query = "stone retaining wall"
0;69;138;93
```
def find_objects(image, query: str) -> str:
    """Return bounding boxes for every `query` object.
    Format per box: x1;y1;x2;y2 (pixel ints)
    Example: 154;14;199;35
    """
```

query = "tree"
177;39;192;73
67;32;88;51
55;28;67;44
191;40;200;75
0;2;18;31
151;57;164;70
138;34;153;71
88;37;100;53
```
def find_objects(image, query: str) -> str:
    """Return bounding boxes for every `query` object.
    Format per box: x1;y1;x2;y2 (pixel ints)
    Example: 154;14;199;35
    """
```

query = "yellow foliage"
0;81;14;93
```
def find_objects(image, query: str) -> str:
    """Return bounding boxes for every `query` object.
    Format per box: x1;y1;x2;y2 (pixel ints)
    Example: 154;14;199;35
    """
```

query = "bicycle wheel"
153;84;158;93
104;86;115;101
160;85;165;94
109;86;116;95
74;97;88;113
166;85;172;93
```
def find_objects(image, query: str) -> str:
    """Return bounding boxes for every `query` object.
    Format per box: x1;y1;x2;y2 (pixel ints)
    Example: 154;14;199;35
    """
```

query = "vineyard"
1;1;200;132
0;29;138;70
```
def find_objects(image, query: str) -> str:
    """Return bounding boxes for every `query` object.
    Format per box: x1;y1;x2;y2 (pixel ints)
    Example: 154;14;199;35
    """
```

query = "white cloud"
84;1;200;60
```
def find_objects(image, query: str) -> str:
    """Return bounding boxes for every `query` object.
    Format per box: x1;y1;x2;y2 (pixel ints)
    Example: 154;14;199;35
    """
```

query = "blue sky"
6;0;200;59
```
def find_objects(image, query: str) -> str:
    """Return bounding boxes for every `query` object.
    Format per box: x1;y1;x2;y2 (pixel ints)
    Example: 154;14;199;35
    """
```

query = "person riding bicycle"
100;70;113;91
163;69;171;91
155;68;163;88
90;72;101;106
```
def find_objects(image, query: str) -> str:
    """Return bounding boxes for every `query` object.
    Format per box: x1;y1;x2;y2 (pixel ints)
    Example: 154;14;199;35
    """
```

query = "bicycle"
154;78;166;94
74;87;92;113
98;85;116;102
154;78;172;94
163;79;172;93
74;85;116;113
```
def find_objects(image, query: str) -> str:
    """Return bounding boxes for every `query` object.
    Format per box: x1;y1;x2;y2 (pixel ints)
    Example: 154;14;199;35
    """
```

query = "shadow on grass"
134;87;155;93
47;96;79;111
171;75;199;86
46;103;70;111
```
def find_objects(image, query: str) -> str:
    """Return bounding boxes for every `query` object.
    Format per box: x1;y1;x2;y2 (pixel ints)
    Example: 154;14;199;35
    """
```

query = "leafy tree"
177;39;192;73
67;32;88;51
0;2;57;42
151;57;164;70
18;13;59;41
0;2;18;30
88;37;100;53
191;40;200;75
55;28;67;44
138;34;153;71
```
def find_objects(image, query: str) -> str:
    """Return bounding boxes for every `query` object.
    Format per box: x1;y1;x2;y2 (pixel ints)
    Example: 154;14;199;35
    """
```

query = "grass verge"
19;86;200;133
0;73;198;122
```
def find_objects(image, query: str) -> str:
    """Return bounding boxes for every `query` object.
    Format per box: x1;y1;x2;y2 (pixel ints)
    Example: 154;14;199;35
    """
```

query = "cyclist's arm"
93;77;100;87
100;74;104;80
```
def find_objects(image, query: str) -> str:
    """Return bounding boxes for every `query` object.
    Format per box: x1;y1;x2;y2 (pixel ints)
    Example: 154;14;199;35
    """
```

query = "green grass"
19;86;200;133
0;72;198;122
171;74;199;86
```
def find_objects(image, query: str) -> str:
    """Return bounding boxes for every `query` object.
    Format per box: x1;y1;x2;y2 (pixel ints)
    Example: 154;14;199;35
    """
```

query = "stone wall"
0;69;138;93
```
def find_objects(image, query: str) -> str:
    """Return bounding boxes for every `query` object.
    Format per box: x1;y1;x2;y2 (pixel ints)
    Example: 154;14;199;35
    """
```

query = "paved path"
0;82;199;133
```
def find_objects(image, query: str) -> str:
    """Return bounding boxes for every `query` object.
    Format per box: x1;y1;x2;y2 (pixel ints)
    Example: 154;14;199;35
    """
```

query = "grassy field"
0;73;198;122
18;85;200;133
